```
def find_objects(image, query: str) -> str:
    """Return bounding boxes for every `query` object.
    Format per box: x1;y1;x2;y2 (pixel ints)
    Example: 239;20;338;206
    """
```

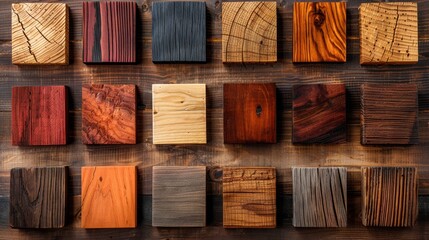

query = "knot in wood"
256;105;262;116
313;10;325;27
95;92;106;103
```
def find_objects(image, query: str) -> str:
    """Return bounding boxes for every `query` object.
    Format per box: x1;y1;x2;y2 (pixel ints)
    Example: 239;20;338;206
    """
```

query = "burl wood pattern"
362;167;418;227
82;84;136;144
152;166;206;227
292;84;346;144
222;2;277;63
292;167;347;227
361;83;418;145
11;3;69;65
152;2;206;62
81;166;137;228
83;2;136;63
9;167;67;228
152;84;206;144
359;3;418;65
293;2;346;62
12;86;68;146
223;167;276;228
224;83;276;143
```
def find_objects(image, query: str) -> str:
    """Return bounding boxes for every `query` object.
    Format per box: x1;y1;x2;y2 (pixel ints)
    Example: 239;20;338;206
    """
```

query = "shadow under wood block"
152;166;206;227
222;2;277;63
11;3;69;65
361;83;418;145
10;167;67;228
152;84;206;144
292;167;347;227
82;84;136;144
152;2;206;62
81;166;137;228
83;2;136;63
362;167;418;227
223;83;276;143
293;2;346;63
292;84;346;144
12;86;68;146
359;3;418;65
223;167;276;228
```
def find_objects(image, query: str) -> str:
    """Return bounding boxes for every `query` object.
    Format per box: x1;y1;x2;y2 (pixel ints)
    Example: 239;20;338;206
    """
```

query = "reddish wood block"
12;86;68;146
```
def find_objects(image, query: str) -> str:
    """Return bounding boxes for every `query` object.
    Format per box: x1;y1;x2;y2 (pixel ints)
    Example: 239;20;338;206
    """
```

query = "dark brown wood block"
292;84;346;144
224;83;276;143
12;86;68;146
361;83;418;145
9;167;67;228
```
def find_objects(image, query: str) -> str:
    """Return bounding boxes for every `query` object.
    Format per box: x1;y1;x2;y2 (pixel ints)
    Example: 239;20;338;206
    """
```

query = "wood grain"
362;167;418;227
152;166;206;227
82;84;136;144
359;2;418;65
152;84;206;144
83;2;136;63
223;167;276;228
292;84;346;144
11;3;68;65
81;166;137;228
293;2;346;62
9;167;67;228
222;2;277;63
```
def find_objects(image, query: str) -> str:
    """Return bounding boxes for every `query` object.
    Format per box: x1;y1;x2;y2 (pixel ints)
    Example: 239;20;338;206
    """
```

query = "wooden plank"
223;83;276;143
222;2;277;63
292;84;346;144
152;166;206;227
82;84;136;144
293;2;346;62
11;3;68;65
359;2;418;65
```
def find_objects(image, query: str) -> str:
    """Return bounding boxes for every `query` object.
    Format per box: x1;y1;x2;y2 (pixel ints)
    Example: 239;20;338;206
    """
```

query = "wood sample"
362;167;418;227
223;167;276;228
83;2;136;63
152;166;206;227
223;83;276;143
292;84;346;144
81;166;137;228
82;84;136;144
152;2;206;62
293;2;346;62
222;2;277;63
12;86;68;146
292;167;347;227
9;167;67;228
152;84;206;144
11;3;69;65
359;3;418;65
361;83;418;145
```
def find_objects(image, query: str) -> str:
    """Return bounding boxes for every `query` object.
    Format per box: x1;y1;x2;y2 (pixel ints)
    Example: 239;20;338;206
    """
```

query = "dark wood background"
0;0;429;239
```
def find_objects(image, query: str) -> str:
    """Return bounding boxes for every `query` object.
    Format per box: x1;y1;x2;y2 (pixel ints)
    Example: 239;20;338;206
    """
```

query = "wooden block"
11;3;69;65
83;2;136;63
152;2;206;62
82;84;136;144
152;84;206;144
292;84;346;144
9;167;67;228
152;166;206;227
81;166;137;228
223;167;276;228
293;2;346;62
222;2;277;63
292;167;347;227
360;3;418;65
223;83;276;143
12;86;68;146
362;167;418;227
361;83;418;145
